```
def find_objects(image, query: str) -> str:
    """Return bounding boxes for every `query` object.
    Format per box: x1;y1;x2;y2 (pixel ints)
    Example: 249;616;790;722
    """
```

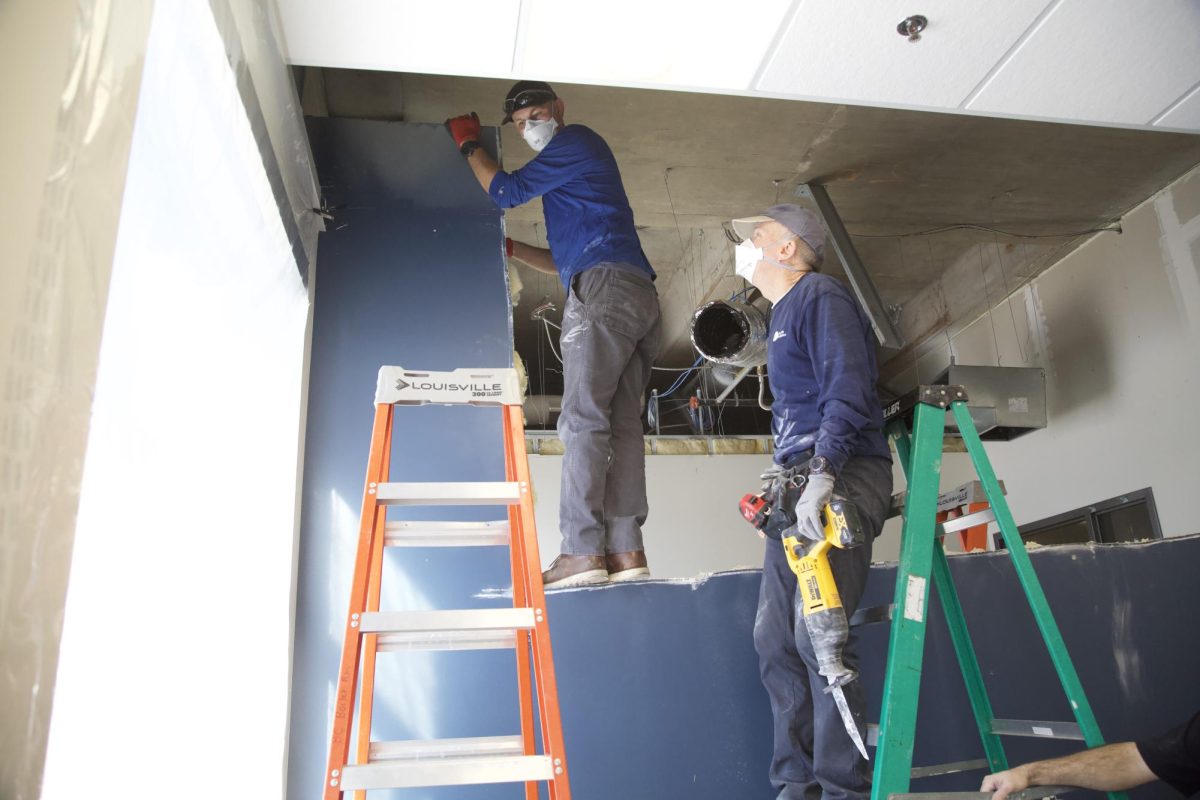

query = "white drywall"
530;453;771;578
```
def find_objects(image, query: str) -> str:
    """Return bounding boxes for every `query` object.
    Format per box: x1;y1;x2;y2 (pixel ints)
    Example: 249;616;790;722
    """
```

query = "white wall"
876;165;1200;561
530;453;770;579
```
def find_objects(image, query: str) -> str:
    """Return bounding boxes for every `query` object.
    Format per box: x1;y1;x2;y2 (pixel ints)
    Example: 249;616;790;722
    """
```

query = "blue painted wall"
289;119;525;800
288;118;1200;800
545;537;1200;800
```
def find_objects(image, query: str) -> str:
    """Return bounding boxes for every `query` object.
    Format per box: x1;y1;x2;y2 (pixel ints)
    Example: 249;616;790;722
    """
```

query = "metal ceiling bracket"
795;183;906;350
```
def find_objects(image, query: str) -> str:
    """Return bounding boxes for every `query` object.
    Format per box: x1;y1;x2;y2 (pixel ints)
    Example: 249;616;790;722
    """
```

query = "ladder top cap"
376;366;522;407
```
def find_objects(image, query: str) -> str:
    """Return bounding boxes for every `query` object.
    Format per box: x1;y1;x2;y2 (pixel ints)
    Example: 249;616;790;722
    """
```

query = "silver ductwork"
689;299;769;368
523;394;562;427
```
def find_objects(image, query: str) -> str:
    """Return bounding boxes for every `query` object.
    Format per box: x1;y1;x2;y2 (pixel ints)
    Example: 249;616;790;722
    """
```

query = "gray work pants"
753;455;893;800
556;264;661;556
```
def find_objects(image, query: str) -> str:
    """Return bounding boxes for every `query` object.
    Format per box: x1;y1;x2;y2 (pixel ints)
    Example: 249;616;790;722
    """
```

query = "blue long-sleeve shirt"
487;124;654;289
767;273;891;471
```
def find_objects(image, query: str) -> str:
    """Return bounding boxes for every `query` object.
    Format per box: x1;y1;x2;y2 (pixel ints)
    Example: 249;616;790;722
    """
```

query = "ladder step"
377;630;518;652
384;520;510;547
360;609;536;635
368;735;525;762
910;758;991;779
991;718;1083;740
939;508;996;535
373;481;523;506
850;604;894;627
339;754;554;791
889;787;1074;800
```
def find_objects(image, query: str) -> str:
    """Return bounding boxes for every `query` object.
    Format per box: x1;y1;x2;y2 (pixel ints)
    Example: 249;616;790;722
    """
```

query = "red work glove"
445;112;481;154
505;237;514;257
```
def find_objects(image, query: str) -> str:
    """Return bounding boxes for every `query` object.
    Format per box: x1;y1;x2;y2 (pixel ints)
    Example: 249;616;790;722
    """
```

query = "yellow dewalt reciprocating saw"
739;489;870;758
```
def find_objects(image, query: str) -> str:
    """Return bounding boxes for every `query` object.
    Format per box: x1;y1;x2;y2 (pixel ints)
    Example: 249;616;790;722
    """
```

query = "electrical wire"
658;355;705;399
848;222;1121;239
541;318;564;366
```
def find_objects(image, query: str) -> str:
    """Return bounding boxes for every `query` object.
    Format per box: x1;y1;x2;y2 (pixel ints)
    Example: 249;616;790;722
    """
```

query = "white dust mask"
734;240;763;282
522;118;558;152
733;235;802;283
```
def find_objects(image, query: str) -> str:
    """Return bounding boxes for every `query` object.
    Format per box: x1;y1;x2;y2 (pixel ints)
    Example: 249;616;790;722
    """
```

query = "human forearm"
466;147;501;194
1027;743;1156;791
509;240;558;276
982;743;1157;800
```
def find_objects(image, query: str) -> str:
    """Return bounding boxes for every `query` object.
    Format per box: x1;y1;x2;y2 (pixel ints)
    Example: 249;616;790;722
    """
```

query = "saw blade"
829;681;869;760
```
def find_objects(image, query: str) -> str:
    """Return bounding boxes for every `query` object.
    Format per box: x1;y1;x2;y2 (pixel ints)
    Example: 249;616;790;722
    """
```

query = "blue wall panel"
288;117;1200;800
289;118;524;800
544;537;1200;800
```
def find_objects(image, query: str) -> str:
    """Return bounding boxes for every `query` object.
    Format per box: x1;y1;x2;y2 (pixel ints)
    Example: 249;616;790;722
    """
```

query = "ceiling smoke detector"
897;15;928;42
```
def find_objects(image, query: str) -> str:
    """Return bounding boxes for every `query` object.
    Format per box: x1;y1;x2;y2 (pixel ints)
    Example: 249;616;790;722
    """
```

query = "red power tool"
739;491;771;531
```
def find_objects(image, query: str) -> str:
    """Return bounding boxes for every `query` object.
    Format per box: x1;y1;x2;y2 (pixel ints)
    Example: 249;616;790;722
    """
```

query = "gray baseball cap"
731;204;826;261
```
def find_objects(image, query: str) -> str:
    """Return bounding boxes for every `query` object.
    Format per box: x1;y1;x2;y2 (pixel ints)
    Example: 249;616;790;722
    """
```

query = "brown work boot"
606;551;650;583
542;554;609;590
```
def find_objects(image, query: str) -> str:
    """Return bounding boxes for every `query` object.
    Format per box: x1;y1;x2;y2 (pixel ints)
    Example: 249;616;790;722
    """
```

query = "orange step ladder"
322;365;572;799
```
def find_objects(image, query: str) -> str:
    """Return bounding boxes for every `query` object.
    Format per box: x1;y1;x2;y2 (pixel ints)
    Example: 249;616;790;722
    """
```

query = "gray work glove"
759;463;785;492
794;472;836;541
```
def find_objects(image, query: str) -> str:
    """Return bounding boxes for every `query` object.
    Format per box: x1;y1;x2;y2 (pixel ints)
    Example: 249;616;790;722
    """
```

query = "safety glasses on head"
502;80;558;124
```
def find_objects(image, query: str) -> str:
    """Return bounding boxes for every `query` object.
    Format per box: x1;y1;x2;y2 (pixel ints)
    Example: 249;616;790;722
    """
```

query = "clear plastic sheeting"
37;1;309;800
208;0;323;280
0;2;153;799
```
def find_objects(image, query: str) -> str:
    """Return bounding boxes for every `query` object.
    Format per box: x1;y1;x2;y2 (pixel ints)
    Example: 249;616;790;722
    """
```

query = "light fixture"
897;15;928;43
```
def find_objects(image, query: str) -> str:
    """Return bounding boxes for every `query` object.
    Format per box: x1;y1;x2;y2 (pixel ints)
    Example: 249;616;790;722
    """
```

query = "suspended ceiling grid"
279;0;1200;134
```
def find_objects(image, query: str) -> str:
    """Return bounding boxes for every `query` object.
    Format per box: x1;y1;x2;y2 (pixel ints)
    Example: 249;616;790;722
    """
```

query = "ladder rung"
369;735;525;762
910;758;991;779
339;754;553;791
377;630;516;652
850;604;894;627
384;520;510;547
991;719;1083;740
360;609;536;635
939;508;996;535
890;787;1075;800
374;481;523;506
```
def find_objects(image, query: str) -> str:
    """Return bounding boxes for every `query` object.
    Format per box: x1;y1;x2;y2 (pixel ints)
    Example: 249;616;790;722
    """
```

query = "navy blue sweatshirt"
488;124;654;289
767;272;891;471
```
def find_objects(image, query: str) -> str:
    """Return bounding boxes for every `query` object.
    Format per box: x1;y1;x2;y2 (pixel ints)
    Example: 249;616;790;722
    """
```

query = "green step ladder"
871;384;1126;800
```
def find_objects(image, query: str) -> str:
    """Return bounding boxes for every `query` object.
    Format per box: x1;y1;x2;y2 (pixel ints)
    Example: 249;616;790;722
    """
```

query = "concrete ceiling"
279;0;1200;134
300;69;1200;381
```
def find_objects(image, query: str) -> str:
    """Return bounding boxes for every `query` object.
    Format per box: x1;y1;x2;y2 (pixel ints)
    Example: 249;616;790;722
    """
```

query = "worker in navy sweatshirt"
731;204;893;800
447;81;661;589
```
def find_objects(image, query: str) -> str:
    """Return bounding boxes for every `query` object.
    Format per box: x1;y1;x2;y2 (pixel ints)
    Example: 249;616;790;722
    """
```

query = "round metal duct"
689;299;769;368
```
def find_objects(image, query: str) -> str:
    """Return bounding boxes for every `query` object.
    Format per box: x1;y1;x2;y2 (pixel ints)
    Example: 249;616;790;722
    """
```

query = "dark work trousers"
556;264;661;556
753;454;893;800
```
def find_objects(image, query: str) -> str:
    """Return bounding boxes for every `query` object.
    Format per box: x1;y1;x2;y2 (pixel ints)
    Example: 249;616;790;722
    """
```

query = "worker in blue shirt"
731;204;893;800
447;81;661;589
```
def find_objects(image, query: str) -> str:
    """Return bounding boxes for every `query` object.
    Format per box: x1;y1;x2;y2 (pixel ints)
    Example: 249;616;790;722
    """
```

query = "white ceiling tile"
756;0;1054;108
966;0;1200;126
279;0;521;75
517;0;793;90
1155;83;1200;131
